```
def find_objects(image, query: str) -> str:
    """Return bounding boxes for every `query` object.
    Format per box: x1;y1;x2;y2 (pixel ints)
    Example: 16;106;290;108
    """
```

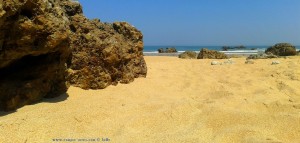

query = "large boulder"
63;1;147;89
0;0;71;110
0;0;147;111
197;48;228;59
265;43;297;56
178;51;197;59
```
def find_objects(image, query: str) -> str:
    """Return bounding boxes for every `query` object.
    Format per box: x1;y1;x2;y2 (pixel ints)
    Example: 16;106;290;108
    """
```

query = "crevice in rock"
0;40;5;51
0;53;57;81
6;13;19;21
20;0;39;20
20;9;34;19
69;24;77;32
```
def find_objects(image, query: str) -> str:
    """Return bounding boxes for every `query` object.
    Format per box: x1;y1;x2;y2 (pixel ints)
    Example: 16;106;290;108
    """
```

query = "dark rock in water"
0;0;71;110
222;45;246;51
64;1;147;89
265;43;297;56
158;47;177;53
158;48;164;53
197;48;228;59
178;51;197;59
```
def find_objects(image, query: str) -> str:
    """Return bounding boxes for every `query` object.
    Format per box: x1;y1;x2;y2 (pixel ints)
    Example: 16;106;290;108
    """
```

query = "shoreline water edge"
143;46;300;56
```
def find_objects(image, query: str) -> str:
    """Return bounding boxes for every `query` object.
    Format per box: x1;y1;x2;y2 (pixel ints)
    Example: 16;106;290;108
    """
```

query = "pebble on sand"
245;59;255;64
271;61;280;65
211;61;220;65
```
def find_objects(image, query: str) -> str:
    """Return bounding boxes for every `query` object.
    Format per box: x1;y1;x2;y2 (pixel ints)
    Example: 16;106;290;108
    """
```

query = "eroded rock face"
62;1;147;89
197;48;228;59
265;43;297;56
0;0;71;110
0;0;147;110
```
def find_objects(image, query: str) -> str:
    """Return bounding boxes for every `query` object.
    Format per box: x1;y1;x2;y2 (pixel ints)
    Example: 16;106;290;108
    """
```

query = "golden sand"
1;56;300;143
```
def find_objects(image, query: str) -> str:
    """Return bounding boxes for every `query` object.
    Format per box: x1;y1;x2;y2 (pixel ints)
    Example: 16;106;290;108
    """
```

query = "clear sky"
79;0;300;46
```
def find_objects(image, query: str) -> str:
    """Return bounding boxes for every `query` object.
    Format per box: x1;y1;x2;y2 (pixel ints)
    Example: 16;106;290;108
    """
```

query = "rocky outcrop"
178;51;197;59
197;48;228;59
0;0;147;110
158;47;177;53
265;43;297;56
62;1;147;89
0;0;71;110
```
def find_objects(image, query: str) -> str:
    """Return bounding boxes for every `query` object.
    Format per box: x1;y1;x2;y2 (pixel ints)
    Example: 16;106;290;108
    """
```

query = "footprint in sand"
276;81;295;93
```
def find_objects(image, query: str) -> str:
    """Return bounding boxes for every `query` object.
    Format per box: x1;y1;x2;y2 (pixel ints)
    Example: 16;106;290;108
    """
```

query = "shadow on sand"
0;93;69;117
0;110;16;117
43;93;69;103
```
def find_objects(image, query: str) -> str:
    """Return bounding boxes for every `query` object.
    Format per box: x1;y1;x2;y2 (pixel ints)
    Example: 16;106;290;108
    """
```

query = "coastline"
143;50;260;57
143;46;300;57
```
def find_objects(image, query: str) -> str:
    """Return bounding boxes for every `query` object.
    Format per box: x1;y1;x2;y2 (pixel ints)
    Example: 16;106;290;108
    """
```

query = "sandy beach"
1;56;300;143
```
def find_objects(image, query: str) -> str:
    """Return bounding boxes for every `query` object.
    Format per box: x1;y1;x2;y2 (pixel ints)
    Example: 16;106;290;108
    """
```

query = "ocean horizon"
144;45;300;53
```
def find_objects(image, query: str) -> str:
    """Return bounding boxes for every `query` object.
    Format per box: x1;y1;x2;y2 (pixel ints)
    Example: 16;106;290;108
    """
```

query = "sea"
143;45;300;56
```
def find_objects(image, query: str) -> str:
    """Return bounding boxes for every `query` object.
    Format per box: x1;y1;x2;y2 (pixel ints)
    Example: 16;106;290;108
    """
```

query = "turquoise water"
144;46;300;53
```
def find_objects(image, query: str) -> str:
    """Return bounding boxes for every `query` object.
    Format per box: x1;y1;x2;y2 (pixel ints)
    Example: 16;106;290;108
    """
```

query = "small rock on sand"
271;61;280;65
211;61;220;65
245;59;255;64
224;59;234;64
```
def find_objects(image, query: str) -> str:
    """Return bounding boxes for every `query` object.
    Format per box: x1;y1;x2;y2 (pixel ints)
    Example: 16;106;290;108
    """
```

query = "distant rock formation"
0;0;147;110
222;45;246;51
158;47;177;53
197;48;228;59
178;51;197;59
0;0;71;110
63;1;147;89
265;43;297;56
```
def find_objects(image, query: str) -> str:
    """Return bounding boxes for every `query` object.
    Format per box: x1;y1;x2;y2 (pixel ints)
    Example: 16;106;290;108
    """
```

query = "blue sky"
79;0;300;46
